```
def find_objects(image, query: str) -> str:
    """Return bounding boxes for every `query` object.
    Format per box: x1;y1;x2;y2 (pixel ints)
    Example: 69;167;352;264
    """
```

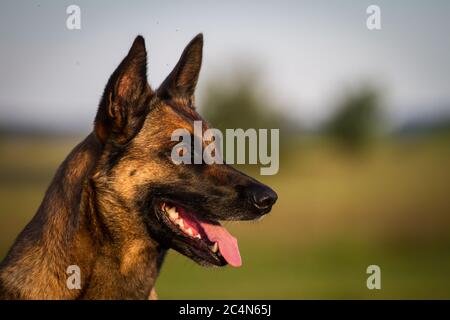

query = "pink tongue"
199;221;242;267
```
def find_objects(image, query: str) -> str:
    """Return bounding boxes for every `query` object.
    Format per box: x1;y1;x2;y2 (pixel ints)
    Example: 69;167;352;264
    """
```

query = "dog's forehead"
133;99;210;148
150;100;208;133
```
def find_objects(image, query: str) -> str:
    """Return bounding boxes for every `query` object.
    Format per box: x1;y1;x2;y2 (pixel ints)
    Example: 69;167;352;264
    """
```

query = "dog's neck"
0;133;165;299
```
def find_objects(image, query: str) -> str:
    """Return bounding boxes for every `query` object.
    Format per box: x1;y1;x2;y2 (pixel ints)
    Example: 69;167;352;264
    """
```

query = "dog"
0;34;277;299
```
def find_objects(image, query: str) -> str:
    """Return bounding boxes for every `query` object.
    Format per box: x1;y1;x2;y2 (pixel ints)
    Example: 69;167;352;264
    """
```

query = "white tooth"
210;242;218;253
194;234;202;239
177;219;184;229
186;228;193;236
167;207;178;220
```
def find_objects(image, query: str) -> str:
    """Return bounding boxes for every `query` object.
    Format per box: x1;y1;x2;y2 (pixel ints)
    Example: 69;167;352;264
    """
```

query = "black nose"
247;184;278;213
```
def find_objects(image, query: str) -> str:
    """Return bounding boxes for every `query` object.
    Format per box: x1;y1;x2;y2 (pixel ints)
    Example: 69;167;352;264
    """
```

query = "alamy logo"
66;265;81;290
366;265;381;290
66;5;81;30
171;121;279;175
366;5;381;30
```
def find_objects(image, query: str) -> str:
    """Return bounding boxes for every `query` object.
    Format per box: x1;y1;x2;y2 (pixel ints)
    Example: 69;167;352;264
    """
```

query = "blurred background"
1;0;450;298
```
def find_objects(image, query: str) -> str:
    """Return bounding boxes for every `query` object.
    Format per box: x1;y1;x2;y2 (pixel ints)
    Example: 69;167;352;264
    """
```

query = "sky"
0;0;449;132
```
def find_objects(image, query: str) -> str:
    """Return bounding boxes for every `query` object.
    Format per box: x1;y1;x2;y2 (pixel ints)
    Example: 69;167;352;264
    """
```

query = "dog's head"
92;34;277;267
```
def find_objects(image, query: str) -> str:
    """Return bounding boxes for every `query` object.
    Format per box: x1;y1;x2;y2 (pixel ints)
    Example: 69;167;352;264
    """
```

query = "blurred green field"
1;135;449;299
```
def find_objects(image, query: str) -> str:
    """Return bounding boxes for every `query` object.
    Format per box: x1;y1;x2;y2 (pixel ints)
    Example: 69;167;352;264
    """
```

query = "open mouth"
158;202;242;267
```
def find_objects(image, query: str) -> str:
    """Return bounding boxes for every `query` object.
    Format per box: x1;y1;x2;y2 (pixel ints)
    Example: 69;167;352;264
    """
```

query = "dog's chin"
148;202;228;267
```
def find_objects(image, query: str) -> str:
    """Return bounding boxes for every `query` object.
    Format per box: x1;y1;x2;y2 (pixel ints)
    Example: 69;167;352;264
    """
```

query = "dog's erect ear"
157;33;203;105
95;35;153;144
